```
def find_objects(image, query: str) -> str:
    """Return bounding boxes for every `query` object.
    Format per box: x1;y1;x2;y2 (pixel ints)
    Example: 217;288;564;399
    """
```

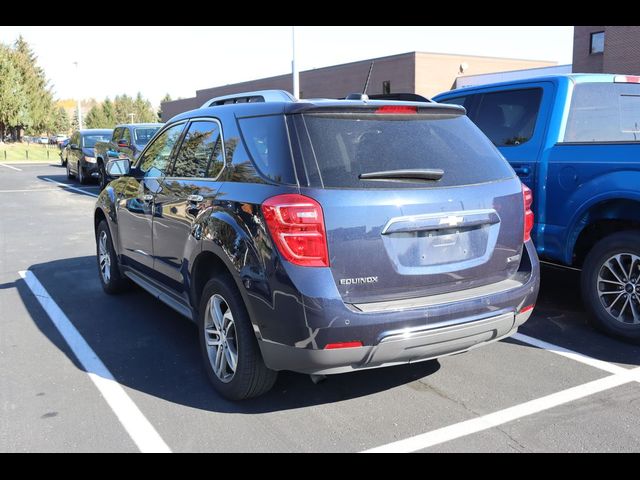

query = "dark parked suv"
94;90;540;400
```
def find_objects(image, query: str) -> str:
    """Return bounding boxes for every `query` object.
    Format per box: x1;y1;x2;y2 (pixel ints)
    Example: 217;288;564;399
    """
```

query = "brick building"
161;51;554;121
573;26;640;74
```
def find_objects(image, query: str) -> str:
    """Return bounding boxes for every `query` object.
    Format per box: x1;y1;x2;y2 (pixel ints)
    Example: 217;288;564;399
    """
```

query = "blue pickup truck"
434;74;640;341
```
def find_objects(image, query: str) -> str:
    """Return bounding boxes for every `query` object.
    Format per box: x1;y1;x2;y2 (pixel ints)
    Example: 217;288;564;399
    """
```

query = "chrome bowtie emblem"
439;215;464;227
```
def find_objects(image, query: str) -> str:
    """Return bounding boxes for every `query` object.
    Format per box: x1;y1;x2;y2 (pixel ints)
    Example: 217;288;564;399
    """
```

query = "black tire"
96;220;130;294
78;162;88;185
98;161;108;190
60;153;66;167
66;159;75;179
198;277;277;400
581;231;640;343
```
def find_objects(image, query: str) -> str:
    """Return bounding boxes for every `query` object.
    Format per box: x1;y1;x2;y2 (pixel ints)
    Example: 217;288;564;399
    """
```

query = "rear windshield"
564;82;640;143
82;134;111;148
295;111;513;188
134;127;161;145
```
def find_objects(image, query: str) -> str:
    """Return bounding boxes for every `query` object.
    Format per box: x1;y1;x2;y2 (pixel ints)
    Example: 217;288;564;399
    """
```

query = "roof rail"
201;90;296;108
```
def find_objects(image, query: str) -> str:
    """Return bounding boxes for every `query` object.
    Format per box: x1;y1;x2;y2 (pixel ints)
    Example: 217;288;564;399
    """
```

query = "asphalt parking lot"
1;162;640;453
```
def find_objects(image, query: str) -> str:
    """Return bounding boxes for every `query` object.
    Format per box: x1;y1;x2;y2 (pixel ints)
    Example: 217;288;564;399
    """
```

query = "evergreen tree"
0;44;27;142
13;36;54;138
158;93;172;122
84;105;108;129
102;98;115;126
53;106;70;133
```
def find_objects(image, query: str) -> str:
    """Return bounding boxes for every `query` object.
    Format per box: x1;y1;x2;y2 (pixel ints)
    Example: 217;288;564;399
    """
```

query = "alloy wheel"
204;294;238;383
597;253;640;325
98;230;111;284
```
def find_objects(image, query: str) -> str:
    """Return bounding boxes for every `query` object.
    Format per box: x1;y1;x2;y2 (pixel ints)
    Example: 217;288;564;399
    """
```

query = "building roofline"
415;51;558;63
163;50;558;106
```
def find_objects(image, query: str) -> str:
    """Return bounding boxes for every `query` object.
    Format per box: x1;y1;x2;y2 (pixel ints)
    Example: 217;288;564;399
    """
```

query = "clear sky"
0;26;573;106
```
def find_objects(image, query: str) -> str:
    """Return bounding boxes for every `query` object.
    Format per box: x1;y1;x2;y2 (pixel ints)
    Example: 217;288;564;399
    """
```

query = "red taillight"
375;105;417;114
614;75;640;83
520;304;535;314
262;194;329;267
522;183;534;243
324;341;363;350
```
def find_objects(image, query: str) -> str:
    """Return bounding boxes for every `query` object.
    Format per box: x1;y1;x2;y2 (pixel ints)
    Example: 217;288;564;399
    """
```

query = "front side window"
590;31;605;54
172;120;223;178
473;88;542;146
112;128;122;142
564;82;640;142
138;123;185;177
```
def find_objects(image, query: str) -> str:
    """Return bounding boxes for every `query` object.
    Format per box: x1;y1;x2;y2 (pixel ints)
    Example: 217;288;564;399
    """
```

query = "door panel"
116;122;186;275
152;119;225;293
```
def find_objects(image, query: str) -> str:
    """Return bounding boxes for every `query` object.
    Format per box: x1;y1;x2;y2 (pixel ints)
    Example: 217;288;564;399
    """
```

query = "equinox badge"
340;276;379;286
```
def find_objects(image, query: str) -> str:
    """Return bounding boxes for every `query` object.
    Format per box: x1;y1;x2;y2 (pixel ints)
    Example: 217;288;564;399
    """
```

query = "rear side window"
172;120;223;178
296;111;513;189
472;89;542;146
237;115;296;184
564;83;640;142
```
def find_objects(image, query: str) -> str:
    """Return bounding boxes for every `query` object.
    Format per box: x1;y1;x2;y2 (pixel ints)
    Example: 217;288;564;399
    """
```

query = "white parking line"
364;367;640;453
0;188;62;193
19;270;171;453
41;177;99;198
0;163;22;171
512;332;629;375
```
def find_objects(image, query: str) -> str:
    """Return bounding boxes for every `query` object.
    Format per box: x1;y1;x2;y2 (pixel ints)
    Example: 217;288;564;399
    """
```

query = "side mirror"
117;139;129;148
70;143;79;150
106;158;131;177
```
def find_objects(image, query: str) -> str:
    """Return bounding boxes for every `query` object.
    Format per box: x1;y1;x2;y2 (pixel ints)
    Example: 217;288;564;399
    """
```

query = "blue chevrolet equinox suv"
94;90;540;400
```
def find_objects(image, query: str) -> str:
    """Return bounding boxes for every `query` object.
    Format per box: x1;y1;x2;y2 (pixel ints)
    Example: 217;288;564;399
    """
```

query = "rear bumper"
252;240;539;375
260;309;533;375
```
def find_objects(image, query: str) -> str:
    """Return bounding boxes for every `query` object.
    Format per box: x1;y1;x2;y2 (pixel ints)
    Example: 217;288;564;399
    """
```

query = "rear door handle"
187;194;204;203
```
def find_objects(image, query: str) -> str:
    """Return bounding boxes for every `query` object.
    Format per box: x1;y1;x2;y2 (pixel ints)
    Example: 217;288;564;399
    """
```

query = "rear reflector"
614;75;640;83
522;183;534;242
519;305;535;314
324;341;363;350
262;194;329;267
375;105;417;114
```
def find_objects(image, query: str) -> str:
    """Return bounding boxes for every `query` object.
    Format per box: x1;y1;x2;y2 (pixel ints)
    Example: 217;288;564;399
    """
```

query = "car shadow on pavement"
514;263;640;367
17;255;442;413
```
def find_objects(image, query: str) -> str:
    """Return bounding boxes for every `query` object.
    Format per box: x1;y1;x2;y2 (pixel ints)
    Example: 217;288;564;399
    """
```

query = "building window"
590;31;605;54
382;80;391;95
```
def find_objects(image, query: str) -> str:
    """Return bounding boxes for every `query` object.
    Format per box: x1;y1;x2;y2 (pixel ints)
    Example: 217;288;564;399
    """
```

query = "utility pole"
128;113;135;123
73;61;83;129
291;26;299;99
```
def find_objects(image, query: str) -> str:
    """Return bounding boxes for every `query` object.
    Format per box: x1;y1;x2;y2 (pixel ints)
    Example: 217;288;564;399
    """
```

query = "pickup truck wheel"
581;231;640;343
198;277;277;400
66;160;74;179
96;220;130;294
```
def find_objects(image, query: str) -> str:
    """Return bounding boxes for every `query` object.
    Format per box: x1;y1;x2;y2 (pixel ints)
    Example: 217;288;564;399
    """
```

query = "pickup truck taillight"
522;183;534;243
262;194;330;267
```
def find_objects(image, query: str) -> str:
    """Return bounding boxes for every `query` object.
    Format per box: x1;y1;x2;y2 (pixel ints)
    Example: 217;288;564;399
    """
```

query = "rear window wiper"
359;169;444;182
